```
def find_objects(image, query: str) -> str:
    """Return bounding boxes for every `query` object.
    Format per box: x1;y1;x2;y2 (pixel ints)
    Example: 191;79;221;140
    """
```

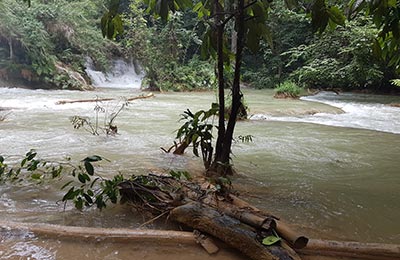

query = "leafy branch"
0;151;122;210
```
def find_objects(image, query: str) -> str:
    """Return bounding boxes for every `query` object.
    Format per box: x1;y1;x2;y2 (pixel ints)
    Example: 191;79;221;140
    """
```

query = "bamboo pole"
0;220;194;244
229;194;309;249
276;220;309;249
55;93;154;105
298;239;400;260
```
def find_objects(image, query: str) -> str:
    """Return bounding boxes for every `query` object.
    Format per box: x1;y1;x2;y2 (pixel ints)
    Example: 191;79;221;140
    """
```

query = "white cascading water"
85;57;144;89
250;91;400;134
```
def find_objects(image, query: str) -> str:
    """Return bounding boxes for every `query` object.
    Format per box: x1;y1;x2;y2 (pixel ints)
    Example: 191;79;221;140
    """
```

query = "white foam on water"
250;91;400;134
85;58;144;89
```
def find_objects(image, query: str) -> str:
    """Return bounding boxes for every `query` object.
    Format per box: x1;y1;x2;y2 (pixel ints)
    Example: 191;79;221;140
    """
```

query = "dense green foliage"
241;1;399;91
242;3;313;89
288;17;384;90
2;0;399;92
0;0;114;89
120;4;215;91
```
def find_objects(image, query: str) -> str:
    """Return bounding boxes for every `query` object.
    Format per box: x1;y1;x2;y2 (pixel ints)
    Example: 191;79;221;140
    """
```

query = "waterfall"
85;58;144;89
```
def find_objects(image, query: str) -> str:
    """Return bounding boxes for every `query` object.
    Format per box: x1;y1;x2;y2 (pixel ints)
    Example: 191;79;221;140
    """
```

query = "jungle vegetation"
1;0;399;92
0;4;400;253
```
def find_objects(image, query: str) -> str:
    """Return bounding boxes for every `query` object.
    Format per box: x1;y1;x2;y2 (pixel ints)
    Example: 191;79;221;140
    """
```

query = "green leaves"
169;170;192;180
0;151;122;211
262;235;281;246
100;0;124;39
60;156;123;210
81;155;102;177
101;13;124;39
311;0;346;33
391;79;400;87
143;0;193;21
327;6;346;27
175;104;218;168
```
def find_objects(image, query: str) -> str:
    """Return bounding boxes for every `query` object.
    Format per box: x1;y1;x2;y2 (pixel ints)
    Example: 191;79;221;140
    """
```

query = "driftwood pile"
118;174;307;260
117;174;400;260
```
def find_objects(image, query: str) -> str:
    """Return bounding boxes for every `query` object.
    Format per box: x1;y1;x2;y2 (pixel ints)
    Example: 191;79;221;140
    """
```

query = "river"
0;86;399;259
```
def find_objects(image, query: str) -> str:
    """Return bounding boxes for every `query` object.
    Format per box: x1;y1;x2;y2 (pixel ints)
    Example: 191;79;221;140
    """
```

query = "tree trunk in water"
209;0;245;177
213;0;226;169
170;202;301;260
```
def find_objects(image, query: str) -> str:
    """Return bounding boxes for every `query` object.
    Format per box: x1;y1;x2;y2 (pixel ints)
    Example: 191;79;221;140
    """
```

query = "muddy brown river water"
1;87;399;259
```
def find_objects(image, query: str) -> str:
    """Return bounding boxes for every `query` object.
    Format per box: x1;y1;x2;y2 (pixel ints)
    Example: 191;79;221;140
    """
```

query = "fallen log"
298;239;400;260
170;202;302;260
55;93;154;105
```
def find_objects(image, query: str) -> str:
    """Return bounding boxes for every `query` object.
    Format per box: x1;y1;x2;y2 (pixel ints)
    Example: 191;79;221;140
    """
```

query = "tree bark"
214;0;246;176
213;0;226;168
170;202;302;260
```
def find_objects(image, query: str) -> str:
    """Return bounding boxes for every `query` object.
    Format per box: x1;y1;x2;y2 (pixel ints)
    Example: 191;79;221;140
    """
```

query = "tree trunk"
8;37;13;61
210;0;245;177
213;0;226;168
170;202;302;260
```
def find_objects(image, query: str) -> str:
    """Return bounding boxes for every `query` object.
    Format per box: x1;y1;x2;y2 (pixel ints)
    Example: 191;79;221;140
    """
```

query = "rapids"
1;86;400;259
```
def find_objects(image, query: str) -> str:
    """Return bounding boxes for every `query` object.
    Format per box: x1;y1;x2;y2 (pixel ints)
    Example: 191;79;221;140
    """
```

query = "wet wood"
229;194;308;249
2;220;400;260
276;221;309;249
0;220;195;244
170;202;302;260
55;93;154;105
209;199;276;231
298;239;400;260
194;230;220;254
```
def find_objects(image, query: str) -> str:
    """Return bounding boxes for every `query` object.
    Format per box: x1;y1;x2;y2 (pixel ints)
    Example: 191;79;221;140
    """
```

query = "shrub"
274;80;302;98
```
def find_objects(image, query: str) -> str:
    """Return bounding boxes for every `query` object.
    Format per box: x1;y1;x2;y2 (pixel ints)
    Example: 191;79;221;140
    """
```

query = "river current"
0;86;400;259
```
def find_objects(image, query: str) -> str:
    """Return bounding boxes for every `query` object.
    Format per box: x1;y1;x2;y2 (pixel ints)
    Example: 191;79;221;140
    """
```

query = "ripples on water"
1;87;400;258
